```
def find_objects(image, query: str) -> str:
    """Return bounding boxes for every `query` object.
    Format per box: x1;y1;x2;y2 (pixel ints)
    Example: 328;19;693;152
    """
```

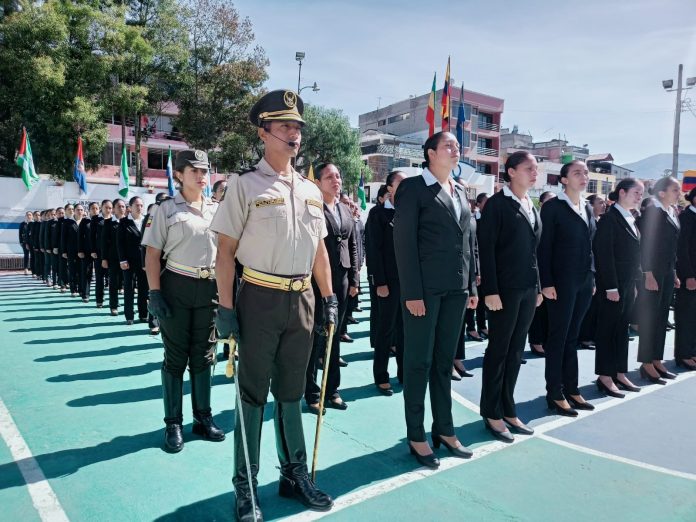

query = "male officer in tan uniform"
212;90;337;521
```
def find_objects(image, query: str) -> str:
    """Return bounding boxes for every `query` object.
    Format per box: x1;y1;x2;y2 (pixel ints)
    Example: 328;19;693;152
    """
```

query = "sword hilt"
218;336;237;378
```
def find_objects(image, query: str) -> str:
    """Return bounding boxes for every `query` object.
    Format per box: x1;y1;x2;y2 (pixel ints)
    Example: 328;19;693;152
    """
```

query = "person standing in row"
91;200;111;308
593;178;644;398
42;210;54;285
36;210;48;284
19;211;32;275
675;187;696;369
50;207;65;290
141;201;162;335
78;202;99;303
305;163;359;413
366;170;406;395
118;196;148;326
212;90;335;520
28;211;38;276
464;193;489;342
143;149;224;454
538;160;596;416
59;204;75;292
212;179;227;203
62;203;84;297
478;151;542;443
394;131;477;468
636;176;681;382
102;199;125;316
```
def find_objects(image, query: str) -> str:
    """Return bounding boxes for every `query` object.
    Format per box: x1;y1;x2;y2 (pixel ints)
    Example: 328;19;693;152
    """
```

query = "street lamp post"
295;51;305;95
662;64;696;178
298;82;320;95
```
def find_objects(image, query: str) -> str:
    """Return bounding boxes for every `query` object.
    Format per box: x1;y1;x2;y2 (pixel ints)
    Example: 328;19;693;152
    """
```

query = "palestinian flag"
357;171;367;210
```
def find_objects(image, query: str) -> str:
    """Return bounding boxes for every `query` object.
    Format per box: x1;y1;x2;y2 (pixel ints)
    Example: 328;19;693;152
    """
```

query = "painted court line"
538;433;696;481
0;397;69;522
284;371;696;521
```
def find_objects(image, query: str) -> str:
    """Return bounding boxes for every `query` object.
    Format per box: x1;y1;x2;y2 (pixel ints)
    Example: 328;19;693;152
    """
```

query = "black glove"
215;305;240;341
321;294;339;333
148;290;171;320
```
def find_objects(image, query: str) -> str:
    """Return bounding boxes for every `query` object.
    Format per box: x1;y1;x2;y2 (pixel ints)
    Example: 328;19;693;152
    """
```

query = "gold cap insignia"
284;91;297;109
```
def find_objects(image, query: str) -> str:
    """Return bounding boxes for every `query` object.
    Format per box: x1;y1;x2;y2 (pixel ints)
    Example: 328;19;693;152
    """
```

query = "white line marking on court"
0;397;69;522
284;371;696;521
538;433;696;481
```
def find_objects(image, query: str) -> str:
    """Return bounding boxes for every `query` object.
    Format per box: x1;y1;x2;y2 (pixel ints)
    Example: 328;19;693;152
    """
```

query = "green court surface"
1;272;695;522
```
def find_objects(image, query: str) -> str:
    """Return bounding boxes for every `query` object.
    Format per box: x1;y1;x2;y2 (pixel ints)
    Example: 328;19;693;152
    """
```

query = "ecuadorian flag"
683;170;696;192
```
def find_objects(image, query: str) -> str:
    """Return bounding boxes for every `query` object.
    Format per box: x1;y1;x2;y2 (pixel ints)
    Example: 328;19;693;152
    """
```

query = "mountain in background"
623;153;696;179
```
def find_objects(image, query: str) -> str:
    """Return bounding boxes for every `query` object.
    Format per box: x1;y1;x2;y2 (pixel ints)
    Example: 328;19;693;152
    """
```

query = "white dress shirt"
503;185;536;228
421;168;461;221
558;191;588;226
613;203;638;236
653;198;680;229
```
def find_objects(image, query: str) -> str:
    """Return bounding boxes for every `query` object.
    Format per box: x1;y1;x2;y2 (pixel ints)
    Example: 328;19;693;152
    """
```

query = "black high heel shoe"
655;367;676;380
639;366;666;385
567;396;595;411
529;344;546;357
546;397;578;417
453;365;474;378
676;359;696;371
613;378;641;392
596;379;624;398
408;443;440;468
482;418;514;443
431;434;473;458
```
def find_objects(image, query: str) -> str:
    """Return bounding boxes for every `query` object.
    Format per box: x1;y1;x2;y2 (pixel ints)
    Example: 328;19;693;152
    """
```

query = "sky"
233;0;696;165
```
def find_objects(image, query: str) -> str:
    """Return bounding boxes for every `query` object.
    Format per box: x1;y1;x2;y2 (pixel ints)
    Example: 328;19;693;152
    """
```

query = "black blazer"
50;219;62;251
19;221;29;246
61;218;79;258
90;215;104;257
365;204;398;286
77;216;91;256
38;221;48;250
593;205;641;291
537;197;596;289
117;216;144;268
477;189;541;297
393;175;476;300
323;202;359;288
101;219;120;264
638;205;679;278
676;207;696;281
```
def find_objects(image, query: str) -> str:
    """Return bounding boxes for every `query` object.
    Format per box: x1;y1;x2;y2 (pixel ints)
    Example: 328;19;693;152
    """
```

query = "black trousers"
528;300;548;345
159;270;216;376
67;256;80;294
544;273;593;400
674;287;696;360
579;292;599;343
464;290;487;333
123;266;148;321
80;257;93;300
480;287;537;420
305;271;348;404
402;290;467;442
43;252;51;282
237;280;315;406
637;271;675;363
51;253;60;286
107;264;122;310
595;283;637;376
30;248;37;274
22;246;30;270
59;256;69;287
94;260;107;305
373;279;403;385
368;280;377;348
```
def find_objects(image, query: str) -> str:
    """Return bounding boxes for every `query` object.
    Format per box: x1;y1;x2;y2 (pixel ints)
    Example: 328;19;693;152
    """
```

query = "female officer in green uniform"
142;149;224;453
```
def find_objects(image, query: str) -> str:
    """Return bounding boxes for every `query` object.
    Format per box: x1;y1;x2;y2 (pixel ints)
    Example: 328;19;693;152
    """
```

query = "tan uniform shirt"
142;193;218;267
210;158;327;276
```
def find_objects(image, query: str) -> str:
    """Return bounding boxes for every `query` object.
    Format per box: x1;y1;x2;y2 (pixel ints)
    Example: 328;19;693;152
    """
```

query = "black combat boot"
275;401;333;511
233;401;264;522
190;367;225;441
162;369;184;453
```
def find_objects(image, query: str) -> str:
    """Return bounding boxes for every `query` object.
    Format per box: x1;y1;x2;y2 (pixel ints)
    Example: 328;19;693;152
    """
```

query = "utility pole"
672;64;683;179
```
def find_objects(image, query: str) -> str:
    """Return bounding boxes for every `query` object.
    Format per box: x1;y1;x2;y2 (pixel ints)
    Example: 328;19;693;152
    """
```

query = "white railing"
476;147;498;157
477;121;500;132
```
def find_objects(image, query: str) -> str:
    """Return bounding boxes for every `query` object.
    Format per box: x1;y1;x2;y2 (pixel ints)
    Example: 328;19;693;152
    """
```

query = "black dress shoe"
546;397;578;417
306;403;326;415
376;385;393;396
483;418;514;443
596;379;624;398
278;468;334;511
408;443;440;468
235;488;263;522
431;434;473;458
529;344;546;357
454;365;474;378
345;316;358;325
353;307;363;312
613;378;641;392
451;368;462;381
338;357;348;367
110;309;118;316
639;366;666;385
655;367;676;380
340;334;354;343
504;419;534;435
579;342;596;350
325;398;348;410
676;359;696;371
164;424;184;453
521;358;527;365
567;396;595;411
192;415;225;441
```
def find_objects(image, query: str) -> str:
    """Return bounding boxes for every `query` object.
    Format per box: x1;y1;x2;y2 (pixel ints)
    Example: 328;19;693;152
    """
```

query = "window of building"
601;181;613;194
476;164;491;174
101;143;118;166
547;174;559;186
377;119;386;126
463;103;472;121
147;149;166;170
387;113;411;124
477;137;492;150
587;180;598;193
472;107;479;115
479;113;493;125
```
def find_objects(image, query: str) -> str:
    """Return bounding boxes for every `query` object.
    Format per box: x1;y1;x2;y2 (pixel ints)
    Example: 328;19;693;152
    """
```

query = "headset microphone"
268;131;298;148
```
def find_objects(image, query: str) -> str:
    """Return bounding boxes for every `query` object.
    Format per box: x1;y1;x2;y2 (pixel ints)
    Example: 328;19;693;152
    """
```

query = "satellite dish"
595;168;601;173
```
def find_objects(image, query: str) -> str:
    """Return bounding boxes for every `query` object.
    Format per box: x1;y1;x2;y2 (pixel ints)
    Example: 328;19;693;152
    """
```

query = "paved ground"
1;271;695;522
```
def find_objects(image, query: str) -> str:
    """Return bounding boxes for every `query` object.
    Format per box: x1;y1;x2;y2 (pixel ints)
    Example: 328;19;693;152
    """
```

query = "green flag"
118;146;129;197
357;171;367;210
17;128;39;190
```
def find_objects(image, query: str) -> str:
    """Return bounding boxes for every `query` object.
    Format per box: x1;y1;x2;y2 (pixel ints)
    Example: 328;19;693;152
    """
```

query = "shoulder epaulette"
238;167;256;176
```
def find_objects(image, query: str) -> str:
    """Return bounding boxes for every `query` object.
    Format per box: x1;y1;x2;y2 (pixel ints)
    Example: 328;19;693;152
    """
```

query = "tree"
299;105;371;192
174;0;267;172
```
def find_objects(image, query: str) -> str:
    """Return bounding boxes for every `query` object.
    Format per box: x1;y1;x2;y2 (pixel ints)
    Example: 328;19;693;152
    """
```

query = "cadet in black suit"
28;211;38;276
394;132;477;468
538;161;597;416
593;178;645;397
91;200;110;308
19;211;32;275
102;199;126;315
304;163;359;412
50;207;65;289
117;196;149;325
78;202;99;302
366;170;406;394
62;203;84;297
637;177;681;381
478;151;542;443
675;188;696;369
37;211;48;283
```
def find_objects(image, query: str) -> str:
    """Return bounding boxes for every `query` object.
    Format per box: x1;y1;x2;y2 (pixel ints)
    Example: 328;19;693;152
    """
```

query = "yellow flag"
308;164;315;181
